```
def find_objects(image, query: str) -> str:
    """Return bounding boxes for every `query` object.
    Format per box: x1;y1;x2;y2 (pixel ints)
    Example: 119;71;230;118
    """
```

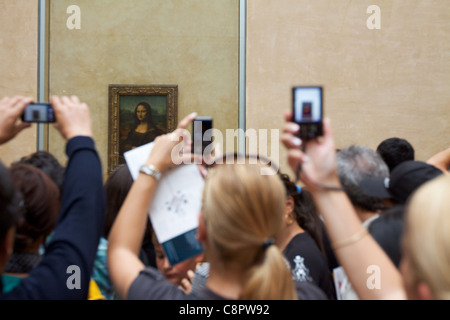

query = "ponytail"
203;164;298;300
241;245;297;300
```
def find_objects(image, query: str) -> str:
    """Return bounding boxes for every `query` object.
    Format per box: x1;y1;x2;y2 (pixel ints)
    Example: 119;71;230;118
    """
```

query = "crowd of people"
0;95;448;300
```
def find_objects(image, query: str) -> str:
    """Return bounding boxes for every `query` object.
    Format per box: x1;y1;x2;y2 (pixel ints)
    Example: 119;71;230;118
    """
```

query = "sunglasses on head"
202;152;279;176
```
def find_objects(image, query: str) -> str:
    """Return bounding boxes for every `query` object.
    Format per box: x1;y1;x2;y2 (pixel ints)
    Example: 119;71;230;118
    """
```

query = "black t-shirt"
322;227;339;273
322;206;405;273
368;205;405;268
283;232;336;299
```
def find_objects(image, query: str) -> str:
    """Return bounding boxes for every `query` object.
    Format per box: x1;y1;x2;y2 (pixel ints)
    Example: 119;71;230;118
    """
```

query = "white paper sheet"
124;142;205;264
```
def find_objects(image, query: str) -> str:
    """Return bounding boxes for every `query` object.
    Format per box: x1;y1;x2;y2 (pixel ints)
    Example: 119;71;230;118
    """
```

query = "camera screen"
22;104;55;123
192;117;213;154
293;87;322;123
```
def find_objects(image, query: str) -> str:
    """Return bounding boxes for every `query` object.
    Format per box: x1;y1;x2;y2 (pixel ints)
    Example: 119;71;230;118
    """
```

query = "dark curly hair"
278;173;325;253
0;161;22;242
9;164;60;253
376;137;414;172
12;150;65;195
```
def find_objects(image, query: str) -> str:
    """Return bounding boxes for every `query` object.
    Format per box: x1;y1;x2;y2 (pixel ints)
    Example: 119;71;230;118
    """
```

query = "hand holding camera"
145;112;198;173
0;95;93;144
283;86;341;192
0;96;33;145
50;96;92;140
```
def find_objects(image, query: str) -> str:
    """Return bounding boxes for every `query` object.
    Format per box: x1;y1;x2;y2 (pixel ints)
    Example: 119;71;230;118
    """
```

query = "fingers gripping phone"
292;86;323;141
21;103;56;123
192;117;213;155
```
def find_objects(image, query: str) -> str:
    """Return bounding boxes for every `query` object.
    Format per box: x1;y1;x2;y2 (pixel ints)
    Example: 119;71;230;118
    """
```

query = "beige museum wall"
246;0;450;177
0;0;38;166
2;1;448;179
48;0;239;176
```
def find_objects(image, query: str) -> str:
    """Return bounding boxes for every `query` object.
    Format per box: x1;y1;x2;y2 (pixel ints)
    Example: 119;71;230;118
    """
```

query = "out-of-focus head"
152;232;201;285
201;163;284;267
103;164;134;238
337;145;389;212
359;161;443;205
376;137;414;172
199;161;297;300
401;175;450;300
9;164;60;252
12;151;65;194
0;161;21;244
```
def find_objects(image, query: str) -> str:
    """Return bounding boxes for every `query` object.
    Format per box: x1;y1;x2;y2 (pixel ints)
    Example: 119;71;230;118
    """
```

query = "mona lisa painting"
108;84;178;173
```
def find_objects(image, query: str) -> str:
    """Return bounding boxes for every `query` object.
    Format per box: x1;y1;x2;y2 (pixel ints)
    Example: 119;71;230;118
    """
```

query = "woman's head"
0;161;21;245
12;151;65;194
401;174;450;300
134;102;153;126
278;173;324;252
152;231;202;285
200;163;297;299
9;164;60;253
104;164;134;238
0;161;22;274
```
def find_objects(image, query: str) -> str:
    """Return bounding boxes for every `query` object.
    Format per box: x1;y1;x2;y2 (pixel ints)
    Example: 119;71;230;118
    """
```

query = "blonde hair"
403;174;450;300
202;163;297;300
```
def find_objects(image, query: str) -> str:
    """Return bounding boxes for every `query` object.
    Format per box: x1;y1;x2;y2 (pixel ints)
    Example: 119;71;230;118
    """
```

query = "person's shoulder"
369;205;405;233
368;206;405;268
288;232;312;246
286;232;322;255
295;280;328;300
188;286;228;300
127;267;187;300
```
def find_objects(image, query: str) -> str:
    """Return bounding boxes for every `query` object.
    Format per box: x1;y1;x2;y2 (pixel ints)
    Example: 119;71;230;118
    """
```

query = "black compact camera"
192;117;213;155
21;103;56;123
292;86;323;141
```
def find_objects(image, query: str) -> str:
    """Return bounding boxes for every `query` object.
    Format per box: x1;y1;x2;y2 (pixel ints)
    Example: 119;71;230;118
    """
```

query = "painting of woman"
120;102;165;159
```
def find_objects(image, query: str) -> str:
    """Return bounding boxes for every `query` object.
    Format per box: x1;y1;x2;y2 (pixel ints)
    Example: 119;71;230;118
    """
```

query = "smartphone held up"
292;86;323;141
192;117;213;156
21;103;56;123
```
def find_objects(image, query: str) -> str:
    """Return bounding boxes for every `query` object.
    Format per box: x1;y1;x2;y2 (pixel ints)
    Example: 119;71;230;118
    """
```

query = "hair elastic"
262;237;275;250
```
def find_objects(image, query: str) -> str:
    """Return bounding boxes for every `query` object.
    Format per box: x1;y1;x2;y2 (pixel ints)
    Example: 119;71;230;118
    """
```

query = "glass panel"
48;0;240;176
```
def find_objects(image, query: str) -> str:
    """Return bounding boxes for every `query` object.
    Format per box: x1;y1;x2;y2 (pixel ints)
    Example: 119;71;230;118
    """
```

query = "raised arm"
281;111;406;300
3;96;105;299
426;147;450;173
107;113;196;299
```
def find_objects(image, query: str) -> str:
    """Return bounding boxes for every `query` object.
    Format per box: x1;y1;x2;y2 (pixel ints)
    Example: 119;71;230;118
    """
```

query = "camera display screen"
293;87;322;123
192;117;213;154
22;104;55;123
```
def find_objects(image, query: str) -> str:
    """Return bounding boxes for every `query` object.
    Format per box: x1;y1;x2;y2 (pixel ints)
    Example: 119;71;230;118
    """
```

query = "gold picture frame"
108;84;178;174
